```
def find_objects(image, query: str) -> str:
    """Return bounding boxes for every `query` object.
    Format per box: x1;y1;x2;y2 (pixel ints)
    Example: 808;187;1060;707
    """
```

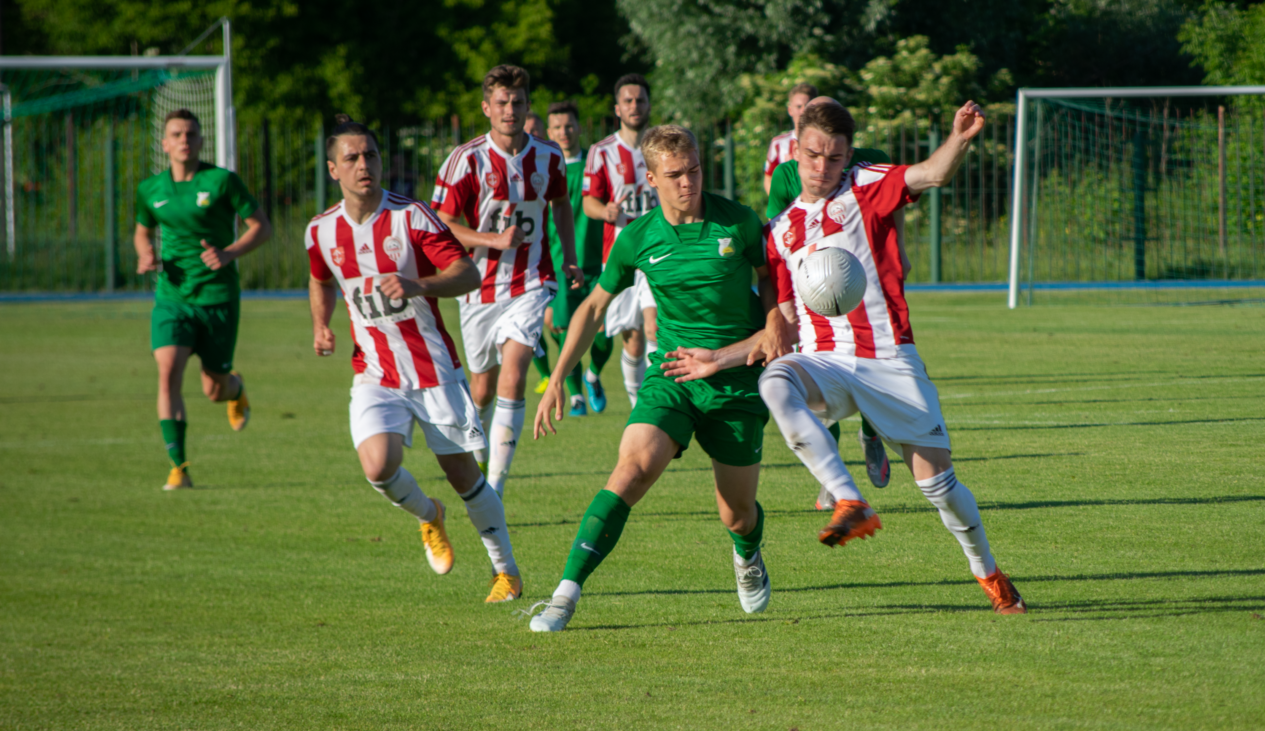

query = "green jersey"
765;148;892;219
598;192;765;353
547;150;604;277
136;162;259;305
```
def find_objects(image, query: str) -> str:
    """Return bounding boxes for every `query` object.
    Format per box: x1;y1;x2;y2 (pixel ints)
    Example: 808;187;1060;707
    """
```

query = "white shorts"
349;380;487;455
775;345;951;450
459;287;553;374
606;270;656;337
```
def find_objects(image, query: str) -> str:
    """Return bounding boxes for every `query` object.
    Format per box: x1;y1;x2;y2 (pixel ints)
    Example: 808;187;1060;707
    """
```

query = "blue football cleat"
585;375;607;413
569;398;587;417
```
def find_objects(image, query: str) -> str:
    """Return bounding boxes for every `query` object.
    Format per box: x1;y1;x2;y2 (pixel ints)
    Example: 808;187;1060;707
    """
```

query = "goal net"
1008;88;1265;306
0;56;231;293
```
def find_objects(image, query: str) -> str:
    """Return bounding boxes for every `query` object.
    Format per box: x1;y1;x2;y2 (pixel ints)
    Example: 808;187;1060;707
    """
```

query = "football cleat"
162;463;193;491
814;484;835;511
528;596;576;632
486;572;523;603
227;372;250;432
477;461;488;476
585;374;607;413
533;376;550;394
977;569;1027;614
569;396;587;417
858;429;890;488
419;500;454;575
818;500;882;547
734;549;771;613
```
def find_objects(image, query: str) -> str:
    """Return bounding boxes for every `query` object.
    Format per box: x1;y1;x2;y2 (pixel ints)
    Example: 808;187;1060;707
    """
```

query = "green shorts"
549;272;599;330
627;354;768;467
150;298;240;374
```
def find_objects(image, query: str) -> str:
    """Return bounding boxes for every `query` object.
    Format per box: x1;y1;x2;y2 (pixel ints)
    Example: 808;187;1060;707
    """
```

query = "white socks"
646;339;658;356
621;350;645;408
758;363;864;503
487;397;525;496
460;476;518;576
916;467;996;579
554;578;582;603
369;467;437;523
473;399;496;465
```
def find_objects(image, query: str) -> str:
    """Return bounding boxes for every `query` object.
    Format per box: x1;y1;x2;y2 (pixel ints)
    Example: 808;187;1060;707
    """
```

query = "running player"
308;115;522;603
134;109;272;490
524;111;545;139
679;100;1026;614
544;100;613;416
432;65;583;496
527;125;785;632
762;82;816;194
765;96;905;501
582;73;659;409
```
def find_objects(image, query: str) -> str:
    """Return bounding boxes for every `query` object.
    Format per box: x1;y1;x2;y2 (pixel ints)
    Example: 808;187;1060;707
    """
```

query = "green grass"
2;294;1264;730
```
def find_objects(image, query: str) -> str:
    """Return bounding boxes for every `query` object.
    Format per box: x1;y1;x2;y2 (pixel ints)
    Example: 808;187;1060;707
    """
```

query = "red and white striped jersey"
765;163;918;359
431;133;568;305
764;130;796;177
306;193;468;390
583;133;660;263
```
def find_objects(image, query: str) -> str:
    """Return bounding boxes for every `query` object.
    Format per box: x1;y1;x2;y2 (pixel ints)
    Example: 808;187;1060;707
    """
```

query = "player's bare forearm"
906;101;986;194
413;257;480;298
581;195;607;221
436;211;521;250
536;285;615;437
133;225;158;273
309;275;338;355
225;211;272;258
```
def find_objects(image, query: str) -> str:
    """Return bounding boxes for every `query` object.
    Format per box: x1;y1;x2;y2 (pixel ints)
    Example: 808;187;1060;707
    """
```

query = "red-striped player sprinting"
307;115;524;603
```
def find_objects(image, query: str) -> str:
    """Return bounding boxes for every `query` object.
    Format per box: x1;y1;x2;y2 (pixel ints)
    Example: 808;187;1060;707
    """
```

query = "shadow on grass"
954;416;1265;432
951;395;1253;408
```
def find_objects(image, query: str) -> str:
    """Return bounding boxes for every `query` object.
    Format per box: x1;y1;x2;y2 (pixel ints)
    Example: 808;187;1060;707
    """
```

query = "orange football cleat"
227;372;250;432
485;572;522;603
977;569;1027;614
817;499;882;547
419;500;455;575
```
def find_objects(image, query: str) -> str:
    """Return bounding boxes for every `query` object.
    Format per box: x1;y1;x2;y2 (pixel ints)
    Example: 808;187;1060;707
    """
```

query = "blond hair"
640;125;698;171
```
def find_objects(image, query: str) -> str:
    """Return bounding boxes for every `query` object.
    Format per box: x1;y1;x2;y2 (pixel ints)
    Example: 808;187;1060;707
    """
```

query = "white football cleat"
734;549;771;613
528;596;577;632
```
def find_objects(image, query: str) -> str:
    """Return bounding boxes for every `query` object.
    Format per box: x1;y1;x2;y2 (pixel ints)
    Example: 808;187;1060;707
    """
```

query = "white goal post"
1008;85;1265;308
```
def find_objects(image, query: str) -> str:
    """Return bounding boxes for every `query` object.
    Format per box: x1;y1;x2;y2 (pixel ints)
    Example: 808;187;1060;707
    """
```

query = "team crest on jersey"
530;172;547;195
615;163;627;176
485;171;500;188
196;192;211;208
330;247;345;267
827;200;847;224
782;229;797;247
717;238;736;257
383;237;405;262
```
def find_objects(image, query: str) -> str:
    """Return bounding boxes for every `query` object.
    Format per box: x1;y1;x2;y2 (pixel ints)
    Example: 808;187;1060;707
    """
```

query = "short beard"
620;116;648;133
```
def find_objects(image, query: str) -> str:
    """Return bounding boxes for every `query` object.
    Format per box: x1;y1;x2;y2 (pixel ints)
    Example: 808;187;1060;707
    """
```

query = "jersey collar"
654;193;713;246
340;190;387;229
485;131;534;163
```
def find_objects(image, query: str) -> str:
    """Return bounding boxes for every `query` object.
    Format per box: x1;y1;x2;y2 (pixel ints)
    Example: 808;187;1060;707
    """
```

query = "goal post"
1008;86;1265;308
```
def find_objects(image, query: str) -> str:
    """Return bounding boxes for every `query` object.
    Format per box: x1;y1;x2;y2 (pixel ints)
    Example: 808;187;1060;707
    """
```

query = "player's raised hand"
200;240;236;270
564;263;586;290
378;273;424;300
136;247;159;274
660;348;720;383
313;326;335;356
533;378;567;438
603;193;630;224
952;101;986;141
492;225;526;250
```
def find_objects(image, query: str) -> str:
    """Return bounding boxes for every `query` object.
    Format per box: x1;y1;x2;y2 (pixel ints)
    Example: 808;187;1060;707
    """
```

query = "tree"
1179;1;1265;85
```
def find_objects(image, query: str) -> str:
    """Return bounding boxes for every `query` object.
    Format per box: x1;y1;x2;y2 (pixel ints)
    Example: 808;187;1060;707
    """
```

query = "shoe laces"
514;600;551;620
735;561;765;589
420;524;449;557
516;597;573;621
982;571;1020;607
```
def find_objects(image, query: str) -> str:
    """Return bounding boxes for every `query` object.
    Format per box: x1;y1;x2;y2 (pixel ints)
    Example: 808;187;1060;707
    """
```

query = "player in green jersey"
526;125;789;632
133;109;272;490
765;96;909;500
541;100;615;416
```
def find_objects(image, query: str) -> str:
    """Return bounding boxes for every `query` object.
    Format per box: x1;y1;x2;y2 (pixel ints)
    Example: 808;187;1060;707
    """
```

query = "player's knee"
362;461;399;483
758;361;805;405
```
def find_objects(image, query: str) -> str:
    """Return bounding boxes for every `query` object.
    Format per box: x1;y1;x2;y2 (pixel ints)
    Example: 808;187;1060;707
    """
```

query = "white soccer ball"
792;246;867;317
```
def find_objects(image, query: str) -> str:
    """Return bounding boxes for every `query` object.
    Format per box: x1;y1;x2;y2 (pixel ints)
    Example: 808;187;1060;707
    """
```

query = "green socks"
828;421;841;443
728;502;765;560
590;330;614;374
533;334;552;380
160;419;187;466
860;416;878;438
561;489;632;587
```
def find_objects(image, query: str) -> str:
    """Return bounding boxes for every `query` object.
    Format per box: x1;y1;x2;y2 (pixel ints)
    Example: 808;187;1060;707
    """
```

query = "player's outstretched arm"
378;257;479;301
201;211;272;271
309;275;338;356
436;210;524;251
534;285;616;438
133;224;159;274
905;101;986;195
548;194;585;289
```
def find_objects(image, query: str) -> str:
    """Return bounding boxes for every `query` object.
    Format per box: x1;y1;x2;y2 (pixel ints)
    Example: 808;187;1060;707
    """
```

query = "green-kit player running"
765;95;907;501
539;100;615;416
527;125;787;632
133;109;272;490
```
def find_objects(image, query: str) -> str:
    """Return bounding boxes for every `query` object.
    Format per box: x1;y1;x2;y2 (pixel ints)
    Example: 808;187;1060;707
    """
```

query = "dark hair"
798;102;855;144
325;114;380;157
547;100;579;120
483;65;531;100
613;73;650;100
789;82;819;101
163;108;200;132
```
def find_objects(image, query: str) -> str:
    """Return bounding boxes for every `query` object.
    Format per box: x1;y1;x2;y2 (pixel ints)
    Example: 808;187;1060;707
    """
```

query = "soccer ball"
792;246;867;317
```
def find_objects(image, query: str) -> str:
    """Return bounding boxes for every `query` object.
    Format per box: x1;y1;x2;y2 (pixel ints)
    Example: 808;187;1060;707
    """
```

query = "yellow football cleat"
485;572;522;603
477;461;488;476
419;500;454;575
163;463;193;491
533;376;550;394
227;372;250;432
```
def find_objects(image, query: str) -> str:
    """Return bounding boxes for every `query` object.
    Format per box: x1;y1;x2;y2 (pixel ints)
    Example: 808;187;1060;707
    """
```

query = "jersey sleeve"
135;186;156;227
739;207;766;270
584;145;610;203
226;171;260;219
408;203;468;269
545;152;568;201
596;231;636;296
851;147;892;166
764;138;781;177
765;226;794;304
766;162;797;219
853;164;919;219
432;148;478;223
306;224;334;281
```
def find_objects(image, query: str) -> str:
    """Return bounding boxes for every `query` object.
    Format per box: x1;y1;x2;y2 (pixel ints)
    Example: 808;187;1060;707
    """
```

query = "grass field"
2;294;1264;730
